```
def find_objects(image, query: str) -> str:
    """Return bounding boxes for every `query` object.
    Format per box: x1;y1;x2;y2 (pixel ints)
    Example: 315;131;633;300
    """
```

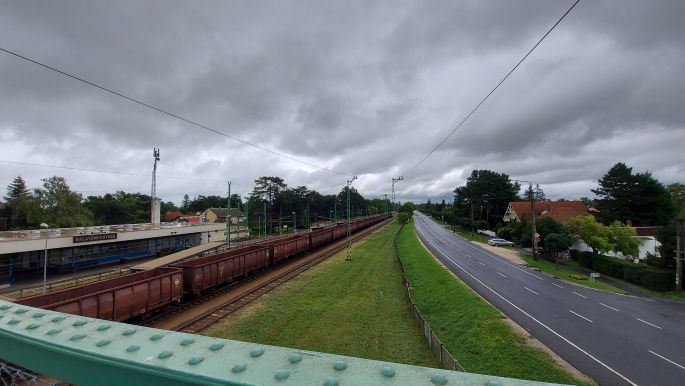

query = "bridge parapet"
0;300;564;386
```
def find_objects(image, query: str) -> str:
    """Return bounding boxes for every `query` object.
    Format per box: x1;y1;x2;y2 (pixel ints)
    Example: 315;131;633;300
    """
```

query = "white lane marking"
552;283;564;289
599;303;620;312
649;350;685;370
418;234;637;386
466;253;472;258
524;286;539;295
573;291;588;299
569;310;594;323
497;272;507;278
637;318;663;330
478;261;486;266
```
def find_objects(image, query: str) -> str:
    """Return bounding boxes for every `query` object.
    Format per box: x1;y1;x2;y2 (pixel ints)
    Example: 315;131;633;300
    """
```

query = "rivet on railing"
188;356;204;365
381;366;395;378
250;347;264;357
46;328;62;336
51;316;65;323
96;339;112;347
15;308;29;314
158;350;173;359
32;312;46;318
274;369;289;381
72;320;88;327
96;324;110;332
126;345;140;353
209;342;224;351
150;333;164;341
323;377;339;386
431;374;448;385
333;361;347;371
180;337;194;346
231;362;247;373
70;333;86;341
122;328;136;336
288;353;302;363
25;323;40;330
8;318;20;325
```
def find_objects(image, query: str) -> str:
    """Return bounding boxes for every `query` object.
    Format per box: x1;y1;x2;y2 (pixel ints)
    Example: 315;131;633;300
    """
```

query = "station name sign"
73;233;118;243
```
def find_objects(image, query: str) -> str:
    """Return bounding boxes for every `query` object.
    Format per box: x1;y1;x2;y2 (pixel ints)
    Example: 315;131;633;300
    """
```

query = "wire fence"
0;361;58;386
393;223;465;372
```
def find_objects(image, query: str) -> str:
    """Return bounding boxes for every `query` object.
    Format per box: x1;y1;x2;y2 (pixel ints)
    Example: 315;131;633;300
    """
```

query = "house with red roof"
503;200;589;224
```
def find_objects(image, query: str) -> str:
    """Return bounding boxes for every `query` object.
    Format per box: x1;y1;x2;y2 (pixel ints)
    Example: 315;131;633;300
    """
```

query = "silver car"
488;238;515;247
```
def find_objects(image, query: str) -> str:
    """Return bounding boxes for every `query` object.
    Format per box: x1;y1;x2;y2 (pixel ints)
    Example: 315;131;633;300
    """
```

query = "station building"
0;222;232;283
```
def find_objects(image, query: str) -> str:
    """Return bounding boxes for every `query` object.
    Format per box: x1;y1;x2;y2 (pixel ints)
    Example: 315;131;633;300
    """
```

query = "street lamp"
292;212;297;233
512;179;539;261
40;223;49;293
346;176;358;261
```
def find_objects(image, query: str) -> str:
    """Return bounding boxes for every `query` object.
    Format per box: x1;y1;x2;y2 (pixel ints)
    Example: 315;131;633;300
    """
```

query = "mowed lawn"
205;222;437;367
397;222;592;385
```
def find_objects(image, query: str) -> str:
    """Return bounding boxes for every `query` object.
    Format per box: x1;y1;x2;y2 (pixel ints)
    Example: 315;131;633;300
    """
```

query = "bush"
497;227;513;241
577;253;675;292
570;274;588;280
398;212;410;224
472;220;489;231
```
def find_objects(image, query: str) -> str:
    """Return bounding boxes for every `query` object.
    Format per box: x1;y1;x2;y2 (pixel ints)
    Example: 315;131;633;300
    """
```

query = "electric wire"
403;0;581;177
0;47;352;177
0;160;226;183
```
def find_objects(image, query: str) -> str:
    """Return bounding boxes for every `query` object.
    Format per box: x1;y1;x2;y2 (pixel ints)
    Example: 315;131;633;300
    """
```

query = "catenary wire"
403;0;581;177
0;47;353;177
0;160;226;183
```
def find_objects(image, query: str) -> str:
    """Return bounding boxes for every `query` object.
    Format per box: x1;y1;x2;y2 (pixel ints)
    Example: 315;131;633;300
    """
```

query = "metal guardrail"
3;269;130;299
0;299;560;386
393;223;465;372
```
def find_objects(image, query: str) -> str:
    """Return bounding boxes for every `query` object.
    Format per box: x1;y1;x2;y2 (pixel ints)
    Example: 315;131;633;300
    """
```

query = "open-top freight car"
16;267;183;322
261;233;310;265
170;245;270;296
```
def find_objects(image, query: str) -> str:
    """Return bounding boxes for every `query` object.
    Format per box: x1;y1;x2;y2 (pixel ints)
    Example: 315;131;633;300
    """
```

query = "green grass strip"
520;255;627;294
397;222;590;385
205;222;437;367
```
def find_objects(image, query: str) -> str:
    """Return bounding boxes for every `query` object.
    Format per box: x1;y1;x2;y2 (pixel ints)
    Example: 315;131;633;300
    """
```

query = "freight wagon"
170;245;270;296
16;267;183;322
262;233;311;264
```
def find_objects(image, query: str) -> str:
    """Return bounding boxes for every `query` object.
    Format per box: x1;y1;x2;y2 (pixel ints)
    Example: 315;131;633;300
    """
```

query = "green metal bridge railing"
0;300;565;386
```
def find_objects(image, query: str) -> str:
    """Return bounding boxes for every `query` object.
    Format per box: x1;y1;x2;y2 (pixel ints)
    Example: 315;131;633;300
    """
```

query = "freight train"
17;215;386;322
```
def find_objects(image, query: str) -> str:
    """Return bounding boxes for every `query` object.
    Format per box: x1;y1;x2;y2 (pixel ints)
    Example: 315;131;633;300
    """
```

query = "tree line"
0;175;390;231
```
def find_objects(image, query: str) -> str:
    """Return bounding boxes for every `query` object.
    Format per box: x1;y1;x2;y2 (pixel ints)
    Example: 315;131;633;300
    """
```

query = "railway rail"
147;217;392;333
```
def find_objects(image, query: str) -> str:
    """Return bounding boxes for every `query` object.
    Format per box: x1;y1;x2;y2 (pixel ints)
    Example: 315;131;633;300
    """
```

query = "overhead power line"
404;0;581;177
0;47;352;177
0;160;226;183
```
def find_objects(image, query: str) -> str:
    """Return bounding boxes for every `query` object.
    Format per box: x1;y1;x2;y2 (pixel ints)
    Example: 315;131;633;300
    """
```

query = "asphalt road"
413;212;685;386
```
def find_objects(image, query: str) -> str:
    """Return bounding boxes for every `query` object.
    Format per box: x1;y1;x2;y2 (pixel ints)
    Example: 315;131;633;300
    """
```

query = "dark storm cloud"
1;0;684;204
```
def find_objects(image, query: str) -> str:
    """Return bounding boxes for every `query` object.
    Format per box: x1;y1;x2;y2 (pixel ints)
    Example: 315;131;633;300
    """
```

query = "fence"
393;223;465;372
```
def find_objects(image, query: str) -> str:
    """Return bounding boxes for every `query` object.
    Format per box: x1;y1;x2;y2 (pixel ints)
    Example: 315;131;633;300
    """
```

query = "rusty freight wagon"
16;267;183;322
309;227;334;249
263;233;310;264
171;245;270;296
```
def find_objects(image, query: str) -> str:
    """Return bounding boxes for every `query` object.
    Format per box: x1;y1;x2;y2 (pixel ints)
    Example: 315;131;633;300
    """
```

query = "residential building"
200;208;245;225
503;200;589;224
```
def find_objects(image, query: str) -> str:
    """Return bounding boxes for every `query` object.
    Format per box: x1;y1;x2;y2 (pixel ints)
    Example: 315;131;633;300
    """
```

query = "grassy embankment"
205;222;437;367
397;222;591;385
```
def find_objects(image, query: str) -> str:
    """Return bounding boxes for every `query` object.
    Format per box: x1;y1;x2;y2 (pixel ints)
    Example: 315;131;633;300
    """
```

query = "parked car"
488;238;515;247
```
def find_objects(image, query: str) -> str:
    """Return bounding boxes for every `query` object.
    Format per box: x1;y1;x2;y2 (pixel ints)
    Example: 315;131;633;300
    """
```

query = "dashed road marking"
599;303;619;312
496;272;507;278
478;261;486;266
649;350;685;370
569;309;594;323
552;283;564;289
637;318;663;330
573;291;588;299
524;286;539;295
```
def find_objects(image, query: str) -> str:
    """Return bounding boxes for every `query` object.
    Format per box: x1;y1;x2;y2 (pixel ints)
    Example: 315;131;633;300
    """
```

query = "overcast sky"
1;0;684;205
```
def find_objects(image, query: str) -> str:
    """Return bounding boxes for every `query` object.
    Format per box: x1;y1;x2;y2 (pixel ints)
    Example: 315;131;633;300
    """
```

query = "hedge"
571;251;675;292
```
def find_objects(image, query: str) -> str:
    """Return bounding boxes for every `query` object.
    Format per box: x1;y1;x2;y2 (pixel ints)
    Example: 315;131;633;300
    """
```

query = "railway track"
147;218;392;333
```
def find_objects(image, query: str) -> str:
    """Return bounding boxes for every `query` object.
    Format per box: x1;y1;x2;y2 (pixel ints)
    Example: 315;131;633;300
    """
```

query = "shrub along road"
414;211;685;386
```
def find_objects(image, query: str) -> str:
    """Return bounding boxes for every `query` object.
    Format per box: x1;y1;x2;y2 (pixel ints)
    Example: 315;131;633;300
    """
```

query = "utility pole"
245;200;249;237
150;148;161;226
263;202;267;236
346;176;358;261
306;204;310;229
227;181;231;247
384;193;389;229
391;177;403;212
334;200;337;222
675;208;685;292
513;179;538;260
292;212;297;233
